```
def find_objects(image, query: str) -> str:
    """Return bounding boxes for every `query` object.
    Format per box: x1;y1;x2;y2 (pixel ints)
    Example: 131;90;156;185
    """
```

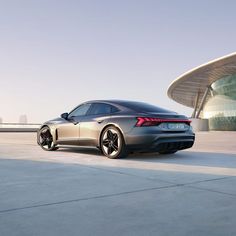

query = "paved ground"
0;132;236;236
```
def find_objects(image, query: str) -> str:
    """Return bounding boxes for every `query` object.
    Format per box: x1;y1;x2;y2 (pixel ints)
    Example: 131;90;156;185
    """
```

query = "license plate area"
159;122;188;131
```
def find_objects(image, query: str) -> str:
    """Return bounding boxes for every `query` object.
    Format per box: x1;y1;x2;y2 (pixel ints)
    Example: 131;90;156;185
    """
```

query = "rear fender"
98;116;137;147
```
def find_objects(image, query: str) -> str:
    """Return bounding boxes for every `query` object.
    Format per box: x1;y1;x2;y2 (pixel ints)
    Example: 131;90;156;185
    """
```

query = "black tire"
159;150;177;155
38;126;59;151
100;126;128;159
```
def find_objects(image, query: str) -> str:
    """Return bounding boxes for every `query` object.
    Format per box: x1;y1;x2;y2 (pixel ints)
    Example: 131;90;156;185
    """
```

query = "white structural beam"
191;91;200;118
195;86;210;118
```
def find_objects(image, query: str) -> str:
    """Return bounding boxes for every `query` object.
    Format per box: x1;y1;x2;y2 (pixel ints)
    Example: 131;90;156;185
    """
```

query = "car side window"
111;105;119;113
88;103;119;115
68;103;91;118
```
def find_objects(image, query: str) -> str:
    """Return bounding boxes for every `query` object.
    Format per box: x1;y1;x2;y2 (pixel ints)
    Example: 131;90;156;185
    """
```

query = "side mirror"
61;112;69;120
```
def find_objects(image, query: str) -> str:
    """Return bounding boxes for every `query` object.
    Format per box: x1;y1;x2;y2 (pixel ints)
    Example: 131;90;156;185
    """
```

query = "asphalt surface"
0;132;236;236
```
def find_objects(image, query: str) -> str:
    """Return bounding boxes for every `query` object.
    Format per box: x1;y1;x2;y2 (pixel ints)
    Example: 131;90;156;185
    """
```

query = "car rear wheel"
38;126;58;151
101;126;128;159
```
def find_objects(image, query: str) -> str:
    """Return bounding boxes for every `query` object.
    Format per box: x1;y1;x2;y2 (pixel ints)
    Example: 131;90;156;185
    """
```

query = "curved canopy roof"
167;52;236;108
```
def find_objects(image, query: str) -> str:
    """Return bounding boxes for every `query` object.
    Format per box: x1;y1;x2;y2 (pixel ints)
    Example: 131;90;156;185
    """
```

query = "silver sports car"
37;100;195;158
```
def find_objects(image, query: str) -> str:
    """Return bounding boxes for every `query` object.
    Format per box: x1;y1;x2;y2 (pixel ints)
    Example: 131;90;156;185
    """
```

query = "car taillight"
135;117;191;127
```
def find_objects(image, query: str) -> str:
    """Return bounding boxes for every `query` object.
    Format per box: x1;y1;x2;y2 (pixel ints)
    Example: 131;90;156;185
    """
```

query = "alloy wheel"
101;128;121;158
38;127;55;151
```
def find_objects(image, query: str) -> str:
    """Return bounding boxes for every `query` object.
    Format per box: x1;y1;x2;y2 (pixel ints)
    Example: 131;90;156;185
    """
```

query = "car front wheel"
38;126;58;151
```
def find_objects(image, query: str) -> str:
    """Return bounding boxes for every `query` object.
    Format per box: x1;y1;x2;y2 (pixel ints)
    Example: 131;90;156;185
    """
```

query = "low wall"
0;128;38;132
190;118;209;132
0;123;40;132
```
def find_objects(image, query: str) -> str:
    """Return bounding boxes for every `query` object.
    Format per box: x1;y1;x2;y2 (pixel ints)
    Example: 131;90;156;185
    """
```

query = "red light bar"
135;117;191;127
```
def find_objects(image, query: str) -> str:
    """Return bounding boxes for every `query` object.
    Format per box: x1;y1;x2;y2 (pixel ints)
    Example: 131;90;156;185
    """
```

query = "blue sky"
1;0;236;122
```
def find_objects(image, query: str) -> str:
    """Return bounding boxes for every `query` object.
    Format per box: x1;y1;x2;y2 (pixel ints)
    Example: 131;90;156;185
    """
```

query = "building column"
195;86;210;118
191;91;200;118
209;86;214;97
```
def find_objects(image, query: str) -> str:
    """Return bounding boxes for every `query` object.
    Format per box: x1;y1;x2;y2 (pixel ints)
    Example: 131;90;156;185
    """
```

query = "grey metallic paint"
37;100;195;153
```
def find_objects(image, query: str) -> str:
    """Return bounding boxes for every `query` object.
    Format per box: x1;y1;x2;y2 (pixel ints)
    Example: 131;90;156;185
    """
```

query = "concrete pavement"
0;132;236;236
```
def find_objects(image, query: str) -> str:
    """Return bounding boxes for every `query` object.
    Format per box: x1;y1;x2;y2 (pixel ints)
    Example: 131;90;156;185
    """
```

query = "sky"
1;0;236;123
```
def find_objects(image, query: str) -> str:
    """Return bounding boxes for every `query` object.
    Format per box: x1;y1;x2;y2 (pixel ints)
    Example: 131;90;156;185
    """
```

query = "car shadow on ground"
57;146;103;156
56;146;170;159
56;146;236;169
124;151;236;168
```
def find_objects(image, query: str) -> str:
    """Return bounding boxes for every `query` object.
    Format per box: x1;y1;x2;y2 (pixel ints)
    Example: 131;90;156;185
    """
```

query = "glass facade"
203;75;236;130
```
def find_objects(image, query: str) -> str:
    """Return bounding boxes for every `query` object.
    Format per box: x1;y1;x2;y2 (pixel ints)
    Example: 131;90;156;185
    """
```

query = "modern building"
168;52;236;131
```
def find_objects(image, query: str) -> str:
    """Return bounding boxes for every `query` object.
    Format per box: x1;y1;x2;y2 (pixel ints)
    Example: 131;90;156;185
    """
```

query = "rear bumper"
149;136;194;152
125;128;195;152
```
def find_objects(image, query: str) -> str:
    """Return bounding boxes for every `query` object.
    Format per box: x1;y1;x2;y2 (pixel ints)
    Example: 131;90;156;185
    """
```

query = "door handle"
73;121;79;125
97;120;104;124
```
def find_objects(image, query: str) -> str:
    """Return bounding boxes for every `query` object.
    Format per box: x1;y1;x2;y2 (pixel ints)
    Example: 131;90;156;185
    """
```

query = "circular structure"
168;52;236;131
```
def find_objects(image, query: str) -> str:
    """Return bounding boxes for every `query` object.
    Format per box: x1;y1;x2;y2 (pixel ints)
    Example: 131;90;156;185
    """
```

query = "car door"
57;103;91;145
78;103;116;146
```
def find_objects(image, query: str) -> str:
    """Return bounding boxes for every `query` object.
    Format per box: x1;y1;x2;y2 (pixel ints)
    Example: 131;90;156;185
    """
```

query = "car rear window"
119;101;173;113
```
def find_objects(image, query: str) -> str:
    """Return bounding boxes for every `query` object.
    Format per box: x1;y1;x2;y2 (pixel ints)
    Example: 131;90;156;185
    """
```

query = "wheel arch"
38;124;57;144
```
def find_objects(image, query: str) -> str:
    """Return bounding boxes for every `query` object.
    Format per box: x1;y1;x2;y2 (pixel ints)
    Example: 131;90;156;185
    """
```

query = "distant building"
168;52;236;131
19;115;28;124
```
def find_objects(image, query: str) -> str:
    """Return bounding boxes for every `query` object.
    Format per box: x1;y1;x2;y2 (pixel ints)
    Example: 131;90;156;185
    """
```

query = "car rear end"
108;101;195;154
125;113;195;153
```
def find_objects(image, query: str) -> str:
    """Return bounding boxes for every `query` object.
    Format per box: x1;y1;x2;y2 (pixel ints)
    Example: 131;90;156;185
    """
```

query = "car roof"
84;99;142;105
83;100;174;114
